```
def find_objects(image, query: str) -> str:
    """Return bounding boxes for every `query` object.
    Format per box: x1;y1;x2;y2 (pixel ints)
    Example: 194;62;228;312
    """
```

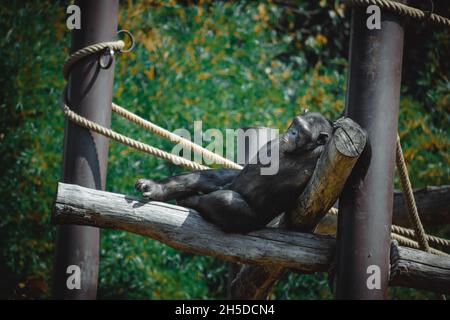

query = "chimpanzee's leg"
135;169;240;201
178;190;263;233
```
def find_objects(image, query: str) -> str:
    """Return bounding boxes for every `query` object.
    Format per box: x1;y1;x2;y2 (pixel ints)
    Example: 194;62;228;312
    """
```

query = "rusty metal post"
335;4;405;299
53;0;119;299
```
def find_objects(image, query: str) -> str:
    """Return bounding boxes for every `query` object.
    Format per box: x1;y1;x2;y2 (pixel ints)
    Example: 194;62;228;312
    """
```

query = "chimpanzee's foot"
135;178;166;201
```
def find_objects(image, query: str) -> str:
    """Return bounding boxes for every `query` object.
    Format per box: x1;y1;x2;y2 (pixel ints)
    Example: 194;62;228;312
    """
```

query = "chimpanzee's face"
281;111;332;153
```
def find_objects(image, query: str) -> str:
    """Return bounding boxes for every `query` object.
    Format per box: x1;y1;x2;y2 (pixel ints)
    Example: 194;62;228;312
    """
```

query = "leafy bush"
0;0;448;299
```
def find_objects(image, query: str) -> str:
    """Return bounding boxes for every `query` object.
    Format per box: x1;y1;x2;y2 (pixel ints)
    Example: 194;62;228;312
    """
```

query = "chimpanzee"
135;111;333;233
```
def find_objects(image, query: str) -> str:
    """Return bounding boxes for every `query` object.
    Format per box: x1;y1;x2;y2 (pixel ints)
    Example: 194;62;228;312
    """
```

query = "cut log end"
334;118;366;157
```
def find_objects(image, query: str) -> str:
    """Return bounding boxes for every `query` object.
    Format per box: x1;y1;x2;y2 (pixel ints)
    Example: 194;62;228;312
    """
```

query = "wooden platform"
53;182;450;294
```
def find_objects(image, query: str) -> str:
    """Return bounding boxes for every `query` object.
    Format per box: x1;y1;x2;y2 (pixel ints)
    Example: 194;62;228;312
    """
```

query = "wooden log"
231;265;285;300
393;185;450;227
390;246;450;294
229;117;367;299
53;182;335;272
314;214;338;235
314;185;450;235
284;117;367;230
52;182;450;294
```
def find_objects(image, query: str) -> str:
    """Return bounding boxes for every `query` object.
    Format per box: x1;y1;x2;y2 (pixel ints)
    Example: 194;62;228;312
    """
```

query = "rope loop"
60;33;242;171
62;40;125;80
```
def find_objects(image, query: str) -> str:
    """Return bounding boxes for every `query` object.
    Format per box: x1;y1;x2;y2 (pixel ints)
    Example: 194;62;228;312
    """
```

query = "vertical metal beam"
335;4;405;299
53;0;119;299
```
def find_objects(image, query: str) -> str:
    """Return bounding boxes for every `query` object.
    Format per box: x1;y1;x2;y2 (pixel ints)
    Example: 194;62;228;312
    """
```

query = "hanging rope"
60;96;208;171
345;0;450;28
391;225;450;249
111;103;242;169
395;134;431;252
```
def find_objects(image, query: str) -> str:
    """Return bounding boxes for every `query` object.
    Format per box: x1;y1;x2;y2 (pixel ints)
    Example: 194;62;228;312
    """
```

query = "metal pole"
53;0;119;299
335;4;405;299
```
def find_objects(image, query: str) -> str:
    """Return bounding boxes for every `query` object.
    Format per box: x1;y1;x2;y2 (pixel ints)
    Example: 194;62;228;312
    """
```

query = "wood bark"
314;185;450;235
53;182;334;272
53;182;450;294
390;246;450;294
392;185;450;227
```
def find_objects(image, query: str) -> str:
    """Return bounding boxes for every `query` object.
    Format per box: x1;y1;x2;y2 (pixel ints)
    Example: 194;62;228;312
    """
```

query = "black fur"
136;112;333;233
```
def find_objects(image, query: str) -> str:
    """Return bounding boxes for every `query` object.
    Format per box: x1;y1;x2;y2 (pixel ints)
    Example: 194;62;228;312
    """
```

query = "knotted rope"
63;40;125;80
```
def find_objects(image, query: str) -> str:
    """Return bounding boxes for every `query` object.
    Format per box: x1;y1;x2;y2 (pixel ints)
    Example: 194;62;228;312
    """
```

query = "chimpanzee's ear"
317;132;329;145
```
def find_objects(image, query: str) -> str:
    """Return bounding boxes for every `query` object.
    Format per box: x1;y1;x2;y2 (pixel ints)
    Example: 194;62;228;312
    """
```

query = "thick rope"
396;135;431;252
63;40;125;80
389;240;400;281
391;225;450;249
111;103;242;170
391;233;449;257
60;100;208;171
328;208;450;250
345;0;450;28
62;39;242;170
327;208;338;216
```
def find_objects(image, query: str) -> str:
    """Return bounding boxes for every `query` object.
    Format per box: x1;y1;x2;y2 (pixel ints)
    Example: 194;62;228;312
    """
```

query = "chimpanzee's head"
281;111;333;153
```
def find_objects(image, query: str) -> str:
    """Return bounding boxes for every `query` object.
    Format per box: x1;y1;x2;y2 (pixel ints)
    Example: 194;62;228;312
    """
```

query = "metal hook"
98;46;115;69
117;29;135;53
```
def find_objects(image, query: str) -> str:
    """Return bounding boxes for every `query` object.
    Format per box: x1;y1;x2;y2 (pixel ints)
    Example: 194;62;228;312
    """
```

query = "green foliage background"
0;0;448;299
